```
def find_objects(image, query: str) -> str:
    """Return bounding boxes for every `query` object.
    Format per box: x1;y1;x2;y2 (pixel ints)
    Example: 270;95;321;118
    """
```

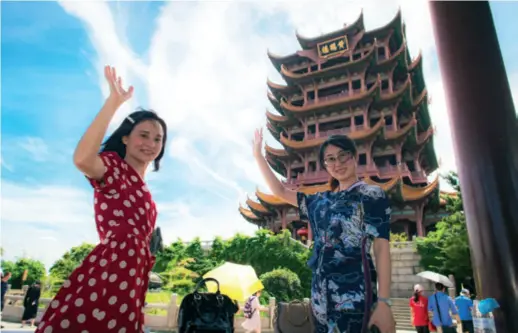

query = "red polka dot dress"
36;152;158;333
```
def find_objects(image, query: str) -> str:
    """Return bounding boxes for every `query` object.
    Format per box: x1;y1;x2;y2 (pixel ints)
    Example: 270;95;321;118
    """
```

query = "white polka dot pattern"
35;152;157;333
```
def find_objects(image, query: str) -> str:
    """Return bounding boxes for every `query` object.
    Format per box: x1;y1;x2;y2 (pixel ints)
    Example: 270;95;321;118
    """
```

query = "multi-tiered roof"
240;10;446;239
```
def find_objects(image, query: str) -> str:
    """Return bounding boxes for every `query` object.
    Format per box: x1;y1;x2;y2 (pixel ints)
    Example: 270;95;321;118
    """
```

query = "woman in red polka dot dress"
35;66;168;333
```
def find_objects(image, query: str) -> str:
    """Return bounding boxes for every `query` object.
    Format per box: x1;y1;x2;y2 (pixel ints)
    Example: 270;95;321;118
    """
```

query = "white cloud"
57;0;148;128
54;1;450;217
0;154;14;172
17;137;50;162
9;0;511;267
0;181;98;269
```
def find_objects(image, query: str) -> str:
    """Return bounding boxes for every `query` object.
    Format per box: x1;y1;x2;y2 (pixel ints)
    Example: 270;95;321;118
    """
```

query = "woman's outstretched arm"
73;66;133;180
252;128;297;206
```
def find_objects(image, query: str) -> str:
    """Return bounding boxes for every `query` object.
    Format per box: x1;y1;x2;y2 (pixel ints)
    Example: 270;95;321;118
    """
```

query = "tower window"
381;79;390;91
358;153;367;165
378;47;386;59
354;115;364;125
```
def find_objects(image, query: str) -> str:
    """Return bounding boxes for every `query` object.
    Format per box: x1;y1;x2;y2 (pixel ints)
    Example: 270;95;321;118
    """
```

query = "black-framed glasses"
324;151;353;166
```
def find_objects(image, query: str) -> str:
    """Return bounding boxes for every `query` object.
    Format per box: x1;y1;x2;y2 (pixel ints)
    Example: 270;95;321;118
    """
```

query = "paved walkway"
1;321;416;333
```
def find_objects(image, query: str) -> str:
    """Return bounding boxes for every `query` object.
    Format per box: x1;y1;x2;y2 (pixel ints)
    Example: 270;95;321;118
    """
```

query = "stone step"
394;317;411;323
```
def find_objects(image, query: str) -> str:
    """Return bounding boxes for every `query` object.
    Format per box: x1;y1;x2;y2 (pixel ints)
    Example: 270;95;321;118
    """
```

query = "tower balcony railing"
385;123;396;131
410;170;427;183
286;164;428;186
288;170;329;184
305;88;363;106
305;125;366;140
306;127;351;139
378;165;399;173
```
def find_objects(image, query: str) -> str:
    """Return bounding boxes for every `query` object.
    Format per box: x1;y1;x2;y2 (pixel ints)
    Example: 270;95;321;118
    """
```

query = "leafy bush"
260;268;303;303
390;232;410;248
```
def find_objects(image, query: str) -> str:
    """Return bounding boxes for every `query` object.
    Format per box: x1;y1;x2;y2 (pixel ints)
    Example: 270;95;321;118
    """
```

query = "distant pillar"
307;223;313;244
415;204;424;237
281;210;287;229
403;223;410;241
429;2;518;332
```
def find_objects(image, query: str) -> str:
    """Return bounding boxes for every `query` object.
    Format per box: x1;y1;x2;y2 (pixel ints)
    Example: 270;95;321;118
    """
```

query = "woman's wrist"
253;151;264;160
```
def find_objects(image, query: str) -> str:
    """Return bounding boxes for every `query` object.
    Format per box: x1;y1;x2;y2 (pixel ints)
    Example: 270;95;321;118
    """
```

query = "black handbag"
177;277;239;333
149;227;163;255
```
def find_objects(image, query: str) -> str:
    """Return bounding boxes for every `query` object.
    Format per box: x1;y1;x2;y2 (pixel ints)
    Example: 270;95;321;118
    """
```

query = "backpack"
243;296;256;319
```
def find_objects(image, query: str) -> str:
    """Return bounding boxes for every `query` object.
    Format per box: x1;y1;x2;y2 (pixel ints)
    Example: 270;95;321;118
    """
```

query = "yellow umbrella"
203;262;264;302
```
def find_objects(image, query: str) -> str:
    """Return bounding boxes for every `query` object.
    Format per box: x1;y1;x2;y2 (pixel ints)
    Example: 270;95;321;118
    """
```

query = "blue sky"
2;1;517;269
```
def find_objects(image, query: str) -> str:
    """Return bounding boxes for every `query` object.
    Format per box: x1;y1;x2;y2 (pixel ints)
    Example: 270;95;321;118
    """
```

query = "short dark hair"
318;135;358;191
435;283;446;291
101;109;167;171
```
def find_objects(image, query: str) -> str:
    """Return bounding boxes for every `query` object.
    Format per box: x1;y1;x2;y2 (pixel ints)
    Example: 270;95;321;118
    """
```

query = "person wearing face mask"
409;284;430;333
253;131;395;333
35;66;168;333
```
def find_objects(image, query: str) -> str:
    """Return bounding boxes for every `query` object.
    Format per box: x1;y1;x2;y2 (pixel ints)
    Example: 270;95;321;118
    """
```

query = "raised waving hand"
73;66;133;180
104;66;134;106
252;127;297;206
252;128;264;158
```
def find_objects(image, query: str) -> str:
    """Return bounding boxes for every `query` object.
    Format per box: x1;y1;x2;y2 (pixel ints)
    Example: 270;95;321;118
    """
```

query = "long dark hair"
318;135;358;191
413;290;420;302
101;109;168;171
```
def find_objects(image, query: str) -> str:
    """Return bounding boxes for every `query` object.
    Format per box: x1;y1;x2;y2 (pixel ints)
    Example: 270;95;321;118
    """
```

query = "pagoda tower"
239;10;449;243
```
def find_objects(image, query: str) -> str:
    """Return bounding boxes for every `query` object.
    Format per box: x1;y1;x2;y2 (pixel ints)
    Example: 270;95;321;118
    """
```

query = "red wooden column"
281;209;287;230
429;2;518;332
307;223;313;244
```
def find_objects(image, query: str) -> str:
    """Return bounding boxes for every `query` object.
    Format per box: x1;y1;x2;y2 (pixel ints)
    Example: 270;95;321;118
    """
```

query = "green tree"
220;229;312;296
1;258;46;289
416;171;473;289
153;240;186;273
208;236;227;261
49;243;95;280
184;238;205;258
260;268;303;302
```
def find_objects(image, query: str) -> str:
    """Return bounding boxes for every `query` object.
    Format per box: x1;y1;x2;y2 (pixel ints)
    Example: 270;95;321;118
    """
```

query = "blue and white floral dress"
297;181;391;333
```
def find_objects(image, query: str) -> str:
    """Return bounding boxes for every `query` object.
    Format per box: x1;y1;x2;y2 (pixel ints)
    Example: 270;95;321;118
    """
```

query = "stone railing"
1;294;279;332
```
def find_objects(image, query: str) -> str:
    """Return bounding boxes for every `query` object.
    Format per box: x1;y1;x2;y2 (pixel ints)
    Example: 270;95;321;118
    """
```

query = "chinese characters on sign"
318;36;349;58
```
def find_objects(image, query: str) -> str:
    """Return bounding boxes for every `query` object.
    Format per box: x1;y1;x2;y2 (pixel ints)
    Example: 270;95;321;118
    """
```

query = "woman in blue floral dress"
253;130;396;333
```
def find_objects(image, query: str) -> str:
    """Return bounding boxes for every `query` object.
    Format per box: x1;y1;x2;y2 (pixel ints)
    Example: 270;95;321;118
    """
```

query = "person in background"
1;272;12;329
428;283;461;333
409;284;430;333
241;289;266;333
21;281;41;328
455;289;474;333
1;272;11;312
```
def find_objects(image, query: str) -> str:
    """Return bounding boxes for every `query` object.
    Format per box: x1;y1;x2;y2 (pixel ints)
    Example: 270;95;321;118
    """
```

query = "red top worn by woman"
36;151;157;333
410;293;430;327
